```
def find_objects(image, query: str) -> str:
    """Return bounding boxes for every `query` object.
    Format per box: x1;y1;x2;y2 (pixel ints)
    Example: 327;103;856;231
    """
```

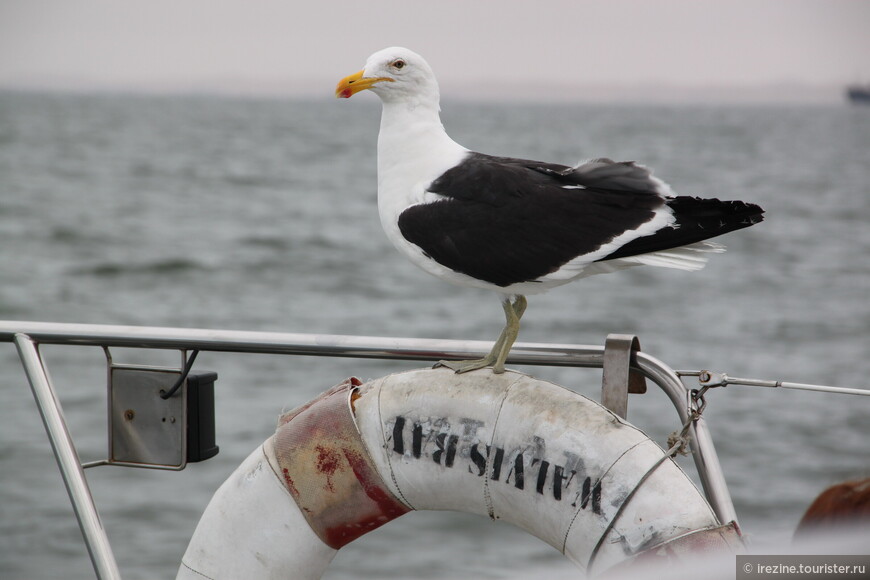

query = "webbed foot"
435;356;504;374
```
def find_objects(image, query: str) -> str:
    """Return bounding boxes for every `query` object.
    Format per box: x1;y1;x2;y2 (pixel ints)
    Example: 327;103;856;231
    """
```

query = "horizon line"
0;77;856;105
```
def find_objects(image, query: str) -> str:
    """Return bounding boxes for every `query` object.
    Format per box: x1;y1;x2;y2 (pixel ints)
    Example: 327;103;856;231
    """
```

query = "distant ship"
846;84;870;104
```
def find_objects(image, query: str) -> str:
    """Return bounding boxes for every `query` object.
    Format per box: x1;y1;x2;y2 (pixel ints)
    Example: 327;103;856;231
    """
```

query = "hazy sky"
2;0;869;100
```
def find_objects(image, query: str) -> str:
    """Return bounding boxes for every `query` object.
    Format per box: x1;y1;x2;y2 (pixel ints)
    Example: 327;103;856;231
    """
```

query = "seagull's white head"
336;47;440;108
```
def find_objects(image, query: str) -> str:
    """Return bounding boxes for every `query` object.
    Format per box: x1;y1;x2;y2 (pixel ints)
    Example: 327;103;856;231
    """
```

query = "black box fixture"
186;371;219;463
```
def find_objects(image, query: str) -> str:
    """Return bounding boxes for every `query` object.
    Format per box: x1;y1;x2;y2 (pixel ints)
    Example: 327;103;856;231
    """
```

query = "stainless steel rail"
13;334;123;580
1;320;738;579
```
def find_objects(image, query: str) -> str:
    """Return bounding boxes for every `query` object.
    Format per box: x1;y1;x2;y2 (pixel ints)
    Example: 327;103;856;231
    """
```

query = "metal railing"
2;320;739;580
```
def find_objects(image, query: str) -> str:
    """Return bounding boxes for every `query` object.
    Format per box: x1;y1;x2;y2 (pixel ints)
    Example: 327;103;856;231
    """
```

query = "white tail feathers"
621;241;725;271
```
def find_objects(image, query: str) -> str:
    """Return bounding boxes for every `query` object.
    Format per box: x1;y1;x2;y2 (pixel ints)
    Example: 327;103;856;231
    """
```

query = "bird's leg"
490;295;526;374
436;295;527;375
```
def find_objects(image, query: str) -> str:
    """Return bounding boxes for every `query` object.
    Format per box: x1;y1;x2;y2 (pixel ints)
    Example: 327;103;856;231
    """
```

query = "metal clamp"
601;334;647;419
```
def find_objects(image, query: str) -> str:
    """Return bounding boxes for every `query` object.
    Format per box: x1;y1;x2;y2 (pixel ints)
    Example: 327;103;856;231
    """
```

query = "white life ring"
177;368;742;579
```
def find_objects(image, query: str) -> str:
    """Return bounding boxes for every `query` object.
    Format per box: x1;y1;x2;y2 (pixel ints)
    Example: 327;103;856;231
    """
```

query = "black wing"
399;153;664;287
399;153;764;287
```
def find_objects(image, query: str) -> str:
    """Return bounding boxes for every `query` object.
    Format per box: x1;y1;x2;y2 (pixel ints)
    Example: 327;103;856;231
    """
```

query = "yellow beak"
335;70;393;98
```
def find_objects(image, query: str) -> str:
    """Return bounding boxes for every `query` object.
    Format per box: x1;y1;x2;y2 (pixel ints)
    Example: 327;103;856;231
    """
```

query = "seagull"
336;47;764;374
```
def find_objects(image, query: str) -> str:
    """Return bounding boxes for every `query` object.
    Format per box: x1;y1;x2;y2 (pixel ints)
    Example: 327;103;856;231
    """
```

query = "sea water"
0;92;868;579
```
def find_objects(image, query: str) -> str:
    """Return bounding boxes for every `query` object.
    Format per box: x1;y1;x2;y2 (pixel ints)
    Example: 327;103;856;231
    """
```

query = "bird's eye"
391;59;406;70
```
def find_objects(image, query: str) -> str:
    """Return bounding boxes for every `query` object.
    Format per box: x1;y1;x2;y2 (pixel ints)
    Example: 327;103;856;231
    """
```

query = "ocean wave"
239;235;292;250
239;232;347;252
68;258;209;277
50;226;110;244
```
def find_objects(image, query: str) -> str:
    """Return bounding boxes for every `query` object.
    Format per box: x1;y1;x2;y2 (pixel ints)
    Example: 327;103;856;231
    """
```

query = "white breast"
375;101;470;283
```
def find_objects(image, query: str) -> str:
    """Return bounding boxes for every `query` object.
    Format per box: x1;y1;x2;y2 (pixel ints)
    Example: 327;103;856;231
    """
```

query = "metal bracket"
601;334;647;419
104;348;189;470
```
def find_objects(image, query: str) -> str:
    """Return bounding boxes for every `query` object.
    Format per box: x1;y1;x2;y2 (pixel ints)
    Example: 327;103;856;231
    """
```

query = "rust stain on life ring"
315;445;342;492
323;447;409;547
271;377;410;549
342;447;408;518
281;467;299;496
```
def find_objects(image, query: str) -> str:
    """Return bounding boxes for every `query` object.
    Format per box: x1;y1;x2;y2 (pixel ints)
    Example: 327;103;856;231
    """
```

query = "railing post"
634;351;739;526
14;334;122;580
